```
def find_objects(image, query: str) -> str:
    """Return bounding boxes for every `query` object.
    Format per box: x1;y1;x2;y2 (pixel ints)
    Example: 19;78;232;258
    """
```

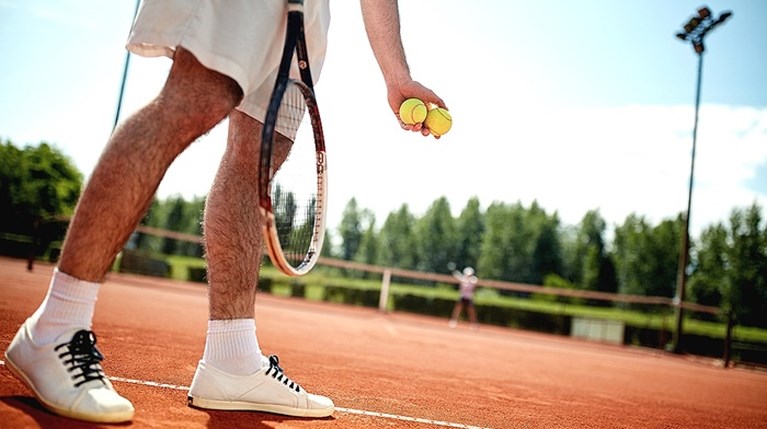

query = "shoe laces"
265;355;301;393
54;330;107;388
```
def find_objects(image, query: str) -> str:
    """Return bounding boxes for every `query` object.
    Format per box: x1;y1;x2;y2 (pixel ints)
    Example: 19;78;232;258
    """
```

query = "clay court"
1;256;765;428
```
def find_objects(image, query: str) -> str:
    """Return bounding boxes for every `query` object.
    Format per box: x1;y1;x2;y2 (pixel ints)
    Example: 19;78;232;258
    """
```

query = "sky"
1;0;766;241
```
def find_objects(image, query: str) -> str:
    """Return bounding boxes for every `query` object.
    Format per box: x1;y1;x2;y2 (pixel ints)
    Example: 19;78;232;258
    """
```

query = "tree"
413;196;456;273
558;224;580;283
613;213;652;296
354;212;378;267
454;197;484;273
687;223;728;308
184;196;205;257
338;198;364;261
613;213;680;298
725;203;767;328
378;204;417;269
478;202;526;283
648;218;681;297
162;196;186;254
129;194;205;256
573;210;607;291
0;140;82;235
528;202;564;286
320;229;335;258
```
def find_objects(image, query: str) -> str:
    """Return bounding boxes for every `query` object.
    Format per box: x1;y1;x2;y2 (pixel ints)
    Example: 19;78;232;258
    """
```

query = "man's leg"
5;48;243;424
59;48;243;283
188;110;334;417
197;109;265;376
204;109;264;322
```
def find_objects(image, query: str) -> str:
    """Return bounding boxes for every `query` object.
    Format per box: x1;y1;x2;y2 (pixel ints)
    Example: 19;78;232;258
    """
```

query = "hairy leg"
204;110;262;320
58;48;243;282
204;110;292;320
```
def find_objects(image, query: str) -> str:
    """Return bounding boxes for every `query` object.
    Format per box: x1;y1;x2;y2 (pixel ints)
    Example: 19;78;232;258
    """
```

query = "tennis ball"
424;107;452;137
399;98;428;125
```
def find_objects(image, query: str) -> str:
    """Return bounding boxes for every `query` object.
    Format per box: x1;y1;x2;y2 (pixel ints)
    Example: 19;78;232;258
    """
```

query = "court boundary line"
0;360;492;429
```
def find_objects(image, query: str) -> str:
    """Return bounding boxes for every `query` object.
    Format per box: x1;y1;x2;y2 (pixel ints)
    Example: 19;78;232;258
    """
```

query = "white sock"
202;319;267;375
29;268;100;345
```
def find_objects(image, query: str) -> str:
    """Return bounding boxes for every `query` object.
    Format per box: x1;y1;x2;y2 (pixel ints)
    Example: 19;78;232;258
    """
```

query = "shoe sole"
3;351;134;424
187;395;333;418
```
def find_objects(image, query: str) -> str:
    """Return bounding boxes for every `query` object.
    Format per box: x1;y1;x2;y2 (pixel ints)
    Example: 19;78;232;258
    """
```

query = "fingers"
398;115;439;138
389;81;446;138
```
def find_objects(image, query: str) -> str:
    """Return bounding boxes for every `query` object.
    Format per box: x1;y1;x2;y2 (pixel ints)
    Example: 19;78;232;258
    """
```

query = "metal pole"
671;6;731;354
379;269;392;312
723;311;734;368
673;52;704;353
113;0;141;131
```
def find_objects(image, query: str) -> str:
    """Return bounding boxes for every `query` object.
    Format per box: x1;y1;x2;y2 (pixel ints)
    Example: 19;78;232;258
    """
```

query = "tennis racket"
259;0;327;276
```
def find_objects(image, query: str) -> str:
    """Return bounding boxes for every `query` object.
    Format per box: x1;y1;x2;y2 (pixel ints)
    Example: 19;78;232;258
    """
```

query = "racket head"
259;79;327;276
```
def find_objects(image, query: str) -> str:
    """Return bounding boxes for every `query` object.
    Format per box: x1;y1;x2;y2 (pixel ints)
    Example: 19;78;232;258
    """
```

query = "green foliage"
688;223;728;307
338;198;363;261
723;203;767;328
568;209;619;298
0;139;82;234
478;202;519;281
354;211;378;267
377;204;417;268
413;196;456;273
530;206;563;285
320;229;335;258
129;194;204;257
137;192;767;330
477;200;562;285
536;273;581;304
613;214;679;297
453;196;484;272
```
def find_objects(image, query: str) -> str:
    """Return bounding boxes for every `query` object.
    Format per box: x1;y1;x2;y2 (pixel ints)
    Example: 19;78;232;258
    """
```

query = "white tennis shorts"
126;0;330;124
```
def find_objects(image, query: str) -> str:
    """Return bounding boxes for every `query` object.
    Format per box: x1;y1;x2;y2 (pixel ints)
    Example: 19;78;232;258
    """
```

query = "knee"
160;49;244;131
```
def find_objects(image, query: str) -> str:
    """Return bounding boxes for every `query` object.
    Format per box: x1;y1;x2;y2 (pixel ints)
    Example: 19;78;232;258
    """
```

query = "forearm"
360;0;411;87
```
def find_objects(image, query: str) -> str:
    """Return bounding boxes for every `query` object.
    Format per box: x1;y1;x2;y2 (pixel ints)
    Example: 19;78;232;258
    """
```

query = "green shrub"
188;267;206;283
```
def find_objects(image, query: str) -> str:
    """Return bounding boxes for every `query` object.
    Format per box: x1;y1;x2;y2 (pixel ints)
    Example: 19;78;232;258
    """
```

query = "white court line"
0;360;492;429
334;407;491;429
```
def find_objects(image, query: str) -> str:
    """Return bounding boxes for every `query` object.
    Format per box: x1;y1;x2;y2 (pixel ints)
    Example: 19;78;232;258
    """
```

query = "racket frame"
259;0;327;276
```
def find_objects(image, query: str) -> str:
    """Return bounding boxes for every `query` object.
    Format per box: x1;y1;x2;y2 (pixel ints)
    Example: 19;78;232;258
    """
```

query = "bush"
323;285;379;307
188;267;206;283
118;250;170;277
290;280;306;298
392;293;455;317
258;277;273;293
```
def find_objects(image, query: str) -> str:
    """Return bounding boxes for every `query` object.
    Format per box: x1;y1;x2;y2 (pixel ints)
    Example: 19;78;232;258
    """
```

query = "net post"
379;269;392;313
27;217;40;272
723;311;734;368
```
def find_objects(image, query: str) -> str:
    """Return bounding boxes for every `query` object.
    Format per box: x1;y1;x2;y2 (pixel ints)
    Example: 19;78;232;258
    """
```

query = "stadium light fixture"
671;6;732;354
675;6;733;54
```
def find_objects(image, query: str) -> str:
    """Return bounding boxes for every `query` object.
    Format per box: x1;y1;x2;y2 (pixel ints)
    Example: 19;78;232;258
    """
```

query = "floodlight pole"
672;6;731;354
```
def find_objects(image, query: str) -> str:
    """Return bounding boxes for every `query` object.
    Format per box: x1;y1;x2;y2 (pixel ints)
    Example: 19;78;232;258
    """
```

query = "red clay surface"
1;256;766;429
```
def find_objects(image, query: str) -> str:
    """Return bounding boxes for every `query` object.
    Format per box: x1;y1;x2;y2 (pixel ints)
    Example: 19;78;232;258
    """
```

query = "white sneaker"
188;355;334;418
4;321;135;423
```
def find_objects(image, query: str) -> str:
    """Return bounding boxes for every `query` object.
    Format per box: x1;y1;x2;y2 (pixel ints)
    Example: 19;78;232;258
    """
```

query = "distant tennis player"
449;266;479;329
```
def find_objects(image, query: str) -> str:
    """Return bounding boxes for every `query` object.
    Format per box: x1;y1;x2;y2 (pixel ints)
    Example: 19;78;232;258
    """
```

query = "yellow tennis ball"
399;98;428;125
424;107;452;137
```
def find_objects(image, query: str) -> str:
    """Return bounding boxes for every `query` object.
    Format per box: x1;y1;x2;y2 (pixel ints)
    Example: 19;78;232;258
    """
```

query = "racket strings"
270;81;320;267
274;83;307;143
